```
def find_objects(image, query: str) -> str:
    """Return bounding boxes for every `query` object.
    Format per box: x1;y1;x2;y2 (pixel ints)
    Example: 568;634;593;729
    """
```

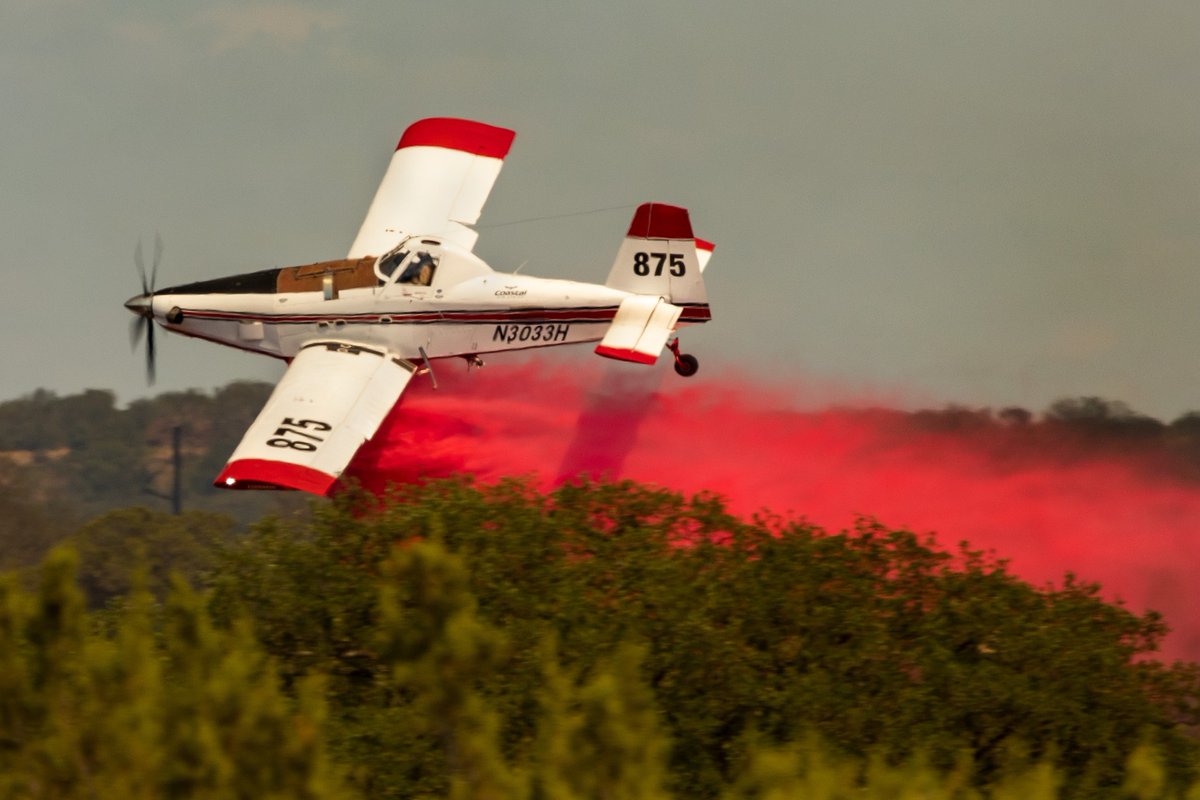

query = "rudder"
605;203;709;307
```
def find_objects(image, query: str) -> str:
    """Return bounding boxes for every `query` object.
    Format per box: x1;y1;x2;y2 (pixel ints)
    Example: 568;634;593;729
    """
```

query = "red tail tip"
627;203;694;240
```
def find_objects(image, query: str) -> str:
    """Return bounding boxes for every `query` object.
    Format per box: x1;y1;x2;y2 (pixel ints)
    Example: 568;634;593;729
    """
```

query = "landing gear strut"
667;338;699;377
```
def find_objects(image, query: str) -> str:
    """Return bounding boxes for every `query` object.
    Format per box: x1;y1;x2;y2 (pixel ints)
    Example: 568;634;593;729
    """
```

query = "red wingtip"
627;203;694;240
396;118;515;159
215;459;337;495
695;237;715;252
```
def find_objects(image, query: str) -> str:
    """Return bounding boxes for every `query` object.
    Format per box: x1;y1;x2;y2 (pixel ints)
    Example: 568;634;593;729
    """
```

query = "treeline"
3;384;1200;515
0;382;305;568
796;393;1200;482
0;383;298;518
1;480;1196;797
4;382;1200;574
802;395;1198;439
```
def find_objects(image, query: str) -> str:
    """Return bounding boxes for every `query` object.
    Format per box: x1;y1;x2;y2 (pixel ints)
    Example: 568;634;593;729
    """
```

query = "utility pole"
145;424;183;514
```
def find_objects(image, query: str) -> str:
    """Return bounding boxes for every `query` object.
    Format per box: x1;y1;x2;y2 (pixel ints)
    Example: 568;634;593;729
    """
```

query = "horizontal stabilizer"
594;295;682;365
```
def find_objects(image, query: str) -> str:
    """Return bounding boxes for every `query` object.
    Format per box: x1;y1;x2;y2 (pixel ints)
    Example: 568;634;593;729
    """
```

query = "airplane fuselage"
141;239;709;366
151;274;629;362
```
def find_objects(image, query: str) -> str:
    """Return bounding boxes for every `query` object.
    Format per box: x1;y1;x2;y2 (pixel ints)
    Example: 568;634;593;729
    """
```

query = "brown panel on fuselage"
276;257;379;293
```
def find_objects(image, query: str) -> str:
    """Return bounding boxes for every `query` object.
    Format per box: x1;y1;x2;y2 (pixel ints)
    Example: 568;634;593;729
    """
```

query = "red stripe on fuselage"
178;304;711;326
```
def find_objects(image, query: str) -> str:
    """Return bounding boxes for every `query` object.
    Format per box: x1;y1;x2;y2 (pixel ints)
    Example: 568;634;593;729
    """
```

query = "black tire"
674;354;699;377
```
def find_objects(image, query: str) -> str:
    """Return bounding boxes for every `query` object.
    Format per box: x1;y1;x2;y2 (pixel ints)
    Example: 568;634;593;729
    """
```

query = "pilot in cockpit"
399;251;437;286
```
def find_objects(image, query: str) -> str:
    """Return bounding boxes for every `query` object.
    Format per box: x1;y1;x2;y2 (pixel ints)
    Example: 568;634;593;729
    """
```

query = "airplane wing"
346;117;516;258
214;342;418;494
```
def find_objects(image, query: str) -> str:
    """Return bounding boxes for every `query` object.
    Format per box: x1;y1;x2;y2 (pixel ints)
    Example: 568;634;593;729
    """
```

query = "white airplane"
125;118;714;495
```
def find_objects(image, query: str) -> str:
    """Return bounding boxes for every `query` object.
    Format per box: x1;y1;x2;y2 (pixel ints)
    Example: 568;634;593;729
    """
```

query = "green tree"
533;641;672;800
70;506;238;605
0;460;76;569
207;479;1200;797
377;539;520;800
0;548;349;798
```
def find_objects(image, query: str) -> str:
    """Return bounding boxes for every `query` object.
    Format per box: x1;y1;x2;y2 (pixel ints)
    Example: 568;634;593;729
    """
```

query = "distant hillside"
0;381;307;568
853;396;1200;481
2;382;1199;572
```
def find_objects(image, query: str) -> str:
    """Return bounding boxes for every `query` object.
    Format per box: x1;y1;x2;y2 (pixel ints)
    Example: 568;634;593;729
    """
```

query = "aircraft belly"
165;285;631;361
172;316;282;357
374;319;614;359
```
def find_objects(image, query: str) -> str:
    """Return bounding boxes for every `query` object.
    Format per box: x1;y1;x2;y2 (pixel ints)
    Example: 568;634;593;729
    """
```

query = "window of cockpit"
376;248;410;283
398;251;438;286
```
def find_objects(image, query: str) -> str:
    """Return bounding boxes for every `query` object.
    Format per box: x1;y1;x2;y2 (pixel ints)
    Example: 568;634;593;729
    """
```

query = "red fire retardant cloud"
347;358;1200;661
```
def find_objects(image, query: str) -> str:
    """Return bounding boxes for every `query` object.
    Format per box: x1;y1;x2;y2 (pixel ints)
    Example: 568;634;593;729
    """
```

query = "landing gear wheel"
673;353;699;377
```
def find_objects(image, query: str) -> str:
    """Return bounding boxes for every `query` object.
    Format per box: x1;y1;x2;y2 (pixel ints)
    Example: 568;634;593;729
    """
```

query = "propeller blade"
134;239;148;296
146;323;156;384
151;232;162;293
130;235;161;384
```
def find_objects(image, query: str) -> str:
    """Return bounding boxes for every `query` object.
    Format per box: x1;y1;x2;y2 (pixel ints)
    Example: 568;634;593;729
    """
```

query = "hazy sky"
5;1;1200;419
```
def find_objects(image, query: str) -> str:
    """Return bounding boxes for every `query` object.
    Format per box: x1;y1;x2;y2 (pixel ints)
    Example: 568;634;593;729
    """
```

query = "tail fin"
605;203;710;307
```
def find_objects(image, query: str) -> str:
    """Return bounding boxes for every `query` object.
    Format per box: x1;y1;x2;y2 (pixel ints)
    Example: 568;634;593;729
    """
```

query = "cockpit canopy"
373;236;492;289
377;247;435;286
